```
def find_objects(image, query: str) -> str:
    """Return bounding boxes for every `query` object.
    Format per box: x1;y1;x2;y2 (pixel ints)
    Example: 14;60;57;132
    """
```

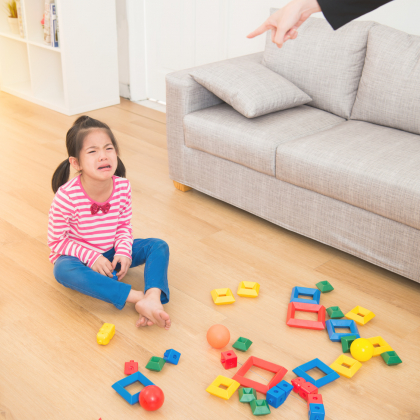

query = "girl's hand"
112;255;132;281
92;255;114;277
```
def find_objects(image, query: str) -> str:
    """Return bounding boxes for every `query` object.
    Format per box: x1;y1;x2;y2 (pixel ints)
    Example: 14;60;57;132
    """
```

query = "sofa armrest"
165;51;264;183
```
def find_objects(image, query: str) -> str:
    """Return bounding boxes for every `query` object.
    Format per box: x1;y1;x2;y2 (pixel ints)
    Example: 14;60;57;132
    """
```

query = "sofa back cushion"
350;25;420;135
262;15;375;119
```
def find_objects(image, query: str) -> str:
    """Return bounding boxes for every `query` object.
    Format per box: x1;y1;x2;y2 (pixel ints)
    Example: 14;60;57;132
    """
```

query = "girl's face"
71;129;118;182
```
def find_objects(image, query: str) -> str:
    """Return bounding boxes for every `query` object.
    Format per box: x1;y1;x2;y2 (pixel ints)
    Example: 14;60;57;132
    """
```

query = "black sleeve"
317;0;394;30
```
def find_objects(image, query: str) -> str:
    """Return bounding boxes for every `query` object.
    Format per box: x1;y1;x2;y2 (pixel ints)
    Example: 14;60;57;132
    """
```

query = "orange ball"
207;324;230;349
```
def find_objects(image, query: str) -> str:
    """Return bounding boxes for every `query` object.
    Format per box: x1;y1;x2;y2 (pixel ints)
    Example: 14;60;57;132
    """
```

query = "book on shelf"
50;3;59;47
16;0;25;38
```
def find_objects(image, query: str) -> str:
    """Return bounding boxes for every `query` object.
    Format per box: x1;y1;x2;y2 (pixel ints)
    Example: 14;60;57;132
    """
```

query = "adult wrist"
298;0;322;15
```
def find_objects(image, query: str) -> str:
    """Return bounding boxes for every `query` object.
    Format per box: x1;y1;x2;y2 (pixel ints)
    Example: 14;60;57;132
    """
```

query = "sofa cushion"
189;60;312;118
350;25;420;135
183;103;344;176
275;120;420;230
262;16;375;119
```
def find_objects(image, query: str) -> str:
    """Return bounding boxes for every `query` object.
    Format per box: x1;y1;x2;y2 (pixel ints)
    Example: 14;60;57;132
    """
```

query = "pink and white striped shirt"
48;175;133;268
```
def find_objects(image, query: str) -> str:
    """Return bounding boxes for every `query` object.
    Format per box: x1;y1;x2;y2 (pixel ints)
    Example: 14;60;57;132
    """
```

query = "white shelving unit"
0;0;120;115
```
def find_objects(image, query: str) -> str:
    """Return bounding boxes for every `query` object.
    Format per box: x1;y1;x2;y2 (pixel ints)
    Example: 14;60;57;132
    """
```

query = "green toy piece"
341;335;357;353
239;388;257;403
326;306;344;319
381;351;402;366
232;337;253;352
250;399;271;416
145;356;166;372
316;280;334;293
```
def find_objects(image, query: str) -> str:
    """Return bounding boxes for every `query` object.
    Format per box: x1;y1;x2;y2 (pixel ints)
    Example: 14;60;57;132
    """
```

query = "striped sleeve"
48;188;102;268
114;180;133;259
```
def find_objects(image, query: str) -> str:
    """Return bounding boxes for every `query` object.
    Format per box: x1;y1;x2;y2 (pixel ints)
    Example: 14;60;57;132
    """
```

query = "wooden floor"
1;92;419;420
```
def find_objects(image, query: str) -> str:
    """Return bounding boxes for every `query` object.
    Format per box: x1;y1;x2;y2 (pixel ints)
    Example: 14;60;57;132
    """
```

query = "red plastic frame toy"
286;302;326;330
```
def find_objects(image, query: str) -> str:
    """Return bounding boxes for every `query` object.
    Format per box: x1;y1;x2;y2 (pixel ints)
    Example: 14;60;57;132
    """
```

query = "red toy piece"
139;385;164;411
286;302;326;330
291;377;306;393
232;356;287;394
124;360;138;375
307;393;323;408
299;382;318;401
221;350;237;369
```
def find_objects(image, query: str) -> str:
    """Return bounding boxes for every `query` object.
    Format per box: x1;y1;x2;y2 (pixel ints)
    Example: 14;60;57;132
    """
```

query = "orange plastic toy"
207;324;230;349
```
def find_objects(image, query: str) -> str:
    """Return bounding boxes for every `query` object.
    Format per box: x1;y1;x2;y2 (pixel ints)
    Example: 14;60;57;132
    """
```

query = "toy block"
326;319;360;342
326;306;344;319
266;387;287;408
299;382;318;401
112;371;154;405
237;281;260;297
276;380;293;397
341;335;357;353
291;377;306;393
164;349;181;365
330;355;362;378
345;306;375;325
211;288;235;305
124;360;138;375
112;270;118;281
238;387;257;403
221;350;237;369
146;356;166;372
315;281;334;293
250;399;271;416
381;351;402;366
287;302;326;330
367;336;393;356
309;403;325;420
293;358;339;388
173;181;192;192
232;337;253;352
206;375;240;400
290;287;321;305
232;356;287;395
97;323;115;345
307;394;323;409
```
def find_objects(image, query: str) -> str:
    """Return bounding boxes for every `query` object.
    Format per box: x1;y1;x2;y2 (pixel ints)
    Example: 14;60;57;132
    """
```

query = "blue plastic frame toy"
293;358;339;388
325;319;360;342
290;287;321;305
112;371;155;404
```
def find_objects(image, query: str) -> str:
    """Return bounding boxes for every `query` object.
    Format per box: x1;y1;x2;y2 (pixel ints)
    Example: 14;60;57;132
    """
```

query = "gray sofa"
165;17;420;283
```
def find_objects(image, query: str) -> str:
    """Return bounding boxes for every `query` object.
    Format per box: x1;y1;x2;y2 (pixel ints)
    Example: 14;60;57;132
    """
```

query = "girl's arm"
48;190;102;268
114;180;133;260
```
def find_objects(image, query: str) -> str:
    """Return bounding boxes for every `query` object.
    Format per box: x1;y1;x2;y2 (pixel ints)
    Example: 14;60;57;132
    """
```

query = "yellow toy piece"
350;338;374;362
345;306;375;325
237;281;260;298
211;288;235;305
367;336;393;356
97;323;115;345
206;375;240;400
330;354;362;378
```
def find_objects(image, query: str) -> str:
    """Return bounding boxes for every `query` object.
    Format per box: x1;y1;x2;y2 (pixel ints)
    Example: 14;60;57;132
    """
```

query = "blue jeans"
53;238;170;310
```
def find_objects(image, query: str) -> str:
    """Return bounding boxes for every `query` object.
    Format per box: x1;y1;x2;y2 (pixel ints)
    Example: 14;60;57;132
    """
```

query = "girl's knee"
152;239;169;254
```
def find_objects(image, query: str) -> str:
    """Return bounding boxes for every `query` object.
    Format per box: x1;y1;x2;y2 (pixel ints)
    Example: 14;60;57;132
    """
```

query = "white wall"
118;0;419;102
116;0;130;98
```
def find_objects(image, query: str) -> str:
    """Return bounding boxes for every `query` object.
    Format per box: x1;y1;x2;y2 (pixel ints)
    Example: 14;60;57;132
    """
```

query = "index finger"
247;21;270;39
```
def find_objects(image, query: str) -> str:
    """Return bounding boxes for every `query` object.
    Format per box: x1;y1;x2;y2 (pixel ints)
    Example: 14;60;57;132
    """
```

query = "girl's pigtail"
115;156;126;178
52;159;71;194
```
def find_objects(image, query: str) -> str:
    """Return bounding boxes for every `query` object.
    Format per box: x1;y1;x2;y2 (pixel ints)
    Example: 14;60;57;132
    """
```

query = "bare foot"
134;289;171;330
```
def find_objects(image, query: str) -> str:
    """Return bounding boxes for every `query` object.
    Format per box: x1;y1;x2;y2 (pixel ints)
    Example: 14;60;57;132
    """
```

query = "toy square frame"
345;306;375;325
232;356;287;395
330;354;362;378
112;371;154;405
326;319;360;342
292;358;339;388
286;302;326;330
206;375;240;400
290;287;321;305
237;281;260;297
211;288;235;305
367;336;393;356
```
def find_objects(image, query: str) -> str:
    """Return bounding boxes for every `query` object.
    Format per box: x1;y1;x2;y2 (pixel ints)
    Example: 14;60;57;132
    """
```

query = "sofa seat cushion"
275;120;420;229
183;103;344;177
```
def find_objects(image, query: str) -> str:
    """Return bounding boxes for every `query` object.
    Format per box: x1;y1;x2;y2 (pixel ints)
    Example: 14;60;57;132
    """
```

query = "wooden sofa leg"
173;181;192;192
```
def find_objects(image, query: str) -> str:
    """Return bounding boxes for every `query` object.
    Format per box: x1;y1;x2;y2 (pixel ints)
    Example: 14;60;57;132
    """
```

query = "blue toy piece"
112;270;118;281
266;387;287;408
164;349;181;365
293;358;339;388
276;380;293;397
290;287;321;305
325;319;360;342
112;371;154;404
309;403;325;420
